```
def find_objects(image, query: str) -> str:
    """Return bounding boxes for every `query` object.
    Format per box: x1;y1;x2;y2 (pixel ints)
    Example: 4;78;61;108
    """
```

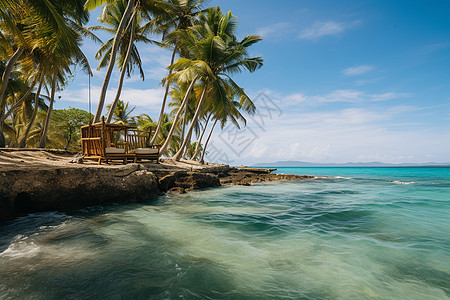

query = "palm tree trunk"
151;45;177;145
192;112;212;160
180;96;188;148
173;81;208;161
94;0;135;123
200;118;218;163
39;72;57;148
0;46;24;147
106;13;136;124
19;77;43;148
159;75;198;156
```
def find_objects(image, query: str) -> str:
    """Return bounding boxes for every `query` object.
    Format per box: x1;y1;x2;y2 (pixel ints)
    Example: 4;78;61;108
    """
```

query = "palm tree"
85;0;164;123
192;111;212;159
0;0;90;147
86;0;136;123
167;83;200;150
106;99;138;125
159;67;200;155
89;0;156;123
150;0;207;145
199;98;247;163
137;113;156;131
170;7;263;161
18;74;45;148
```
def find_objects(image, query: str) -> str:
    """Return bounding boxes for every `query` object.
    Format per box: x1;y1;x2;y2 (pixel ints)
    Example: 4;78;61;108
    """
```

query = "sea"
0;167;449;299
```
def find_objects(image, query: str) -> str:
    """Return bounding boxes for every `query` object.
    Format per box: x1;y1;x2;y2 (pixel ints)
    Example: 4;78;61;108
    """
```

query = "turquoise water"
0;167;449;299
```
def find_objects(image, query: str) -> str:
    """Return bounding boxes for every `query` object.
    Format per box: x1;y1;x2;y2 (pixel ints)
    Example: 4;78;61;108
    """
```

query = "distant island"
252;161;450;168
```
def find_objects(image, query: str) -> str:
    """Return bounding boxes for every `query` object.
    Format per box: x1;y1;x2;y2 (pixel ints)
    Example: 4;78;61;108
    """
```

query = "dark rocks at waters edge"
0;152;314;222
218;167;315;186
157;170;221;194
0;164;160;222
154;166;314;192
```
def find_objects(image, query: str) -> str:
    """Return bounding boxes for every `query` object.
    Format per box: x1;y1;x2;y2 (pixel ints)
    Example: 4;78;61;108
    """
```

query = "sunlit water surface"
0;167;449;299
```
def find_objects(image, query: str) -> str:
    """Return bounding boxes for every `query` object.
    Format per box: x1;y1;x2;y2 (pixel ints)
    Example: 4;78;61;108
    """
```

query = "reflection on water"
1;168;449;299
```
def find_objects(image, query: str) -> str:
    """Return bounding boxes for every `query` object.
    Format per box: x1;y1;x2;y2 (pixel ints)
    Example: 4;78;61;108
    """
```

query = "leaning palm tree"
150;0;207;145
167;83;200;150
191;111;212;159
170;7;263;161
85;0;164;123
86;0;137;123
89;0;156;123
0;0;90;147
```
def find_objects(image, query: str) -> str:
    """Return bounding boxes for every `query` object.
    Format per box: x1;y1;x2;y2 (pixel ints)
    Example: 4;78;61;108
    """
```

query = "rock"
0;164;160;222
219;168;314;186
157;171;220;192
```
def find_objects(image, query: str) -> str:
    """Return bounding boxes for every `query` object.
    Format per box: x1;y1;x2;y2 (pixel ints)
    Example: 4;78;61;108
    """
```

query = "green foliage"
106;99;138;125
186;141;202;160
46;108;92;150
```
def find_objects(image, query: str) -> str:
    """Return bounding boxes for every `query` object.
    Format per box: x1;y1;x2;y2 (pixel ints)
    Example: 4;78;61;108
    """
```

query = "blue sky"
59;0;450;164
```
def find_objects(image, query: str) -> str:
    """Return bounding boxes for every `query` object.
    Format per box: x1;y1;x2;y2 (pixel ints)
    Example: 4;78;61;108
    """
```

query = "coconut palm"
89;0;157;123
169;7;263;161
167;83;201;150
150;0;207;145
86;0;136;123
0;0;90;147
85;0;164;123
106;99;138;125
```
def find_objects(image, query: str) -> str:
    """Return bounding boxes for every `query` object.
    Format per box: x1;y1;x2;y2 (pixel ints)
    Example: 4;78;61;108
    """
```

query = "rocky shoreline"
0;150;314;223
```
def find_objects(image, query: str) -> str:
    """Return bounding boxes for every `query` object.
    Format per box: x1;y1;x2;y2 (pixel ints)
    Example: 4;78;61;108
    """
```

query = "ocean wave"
391;181;415;185
0;235;40;259
334;176;353;180
313;176;353;180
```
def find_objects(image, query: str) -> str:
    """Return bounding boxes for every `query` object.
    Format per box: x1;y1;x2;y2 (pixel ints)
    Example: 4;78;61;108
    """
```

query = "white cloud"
60;85;165;116
284;93;307;104
343;65;374;76
256;22;292;39
299;20;359;40
282;89;409;105
204;87;449;165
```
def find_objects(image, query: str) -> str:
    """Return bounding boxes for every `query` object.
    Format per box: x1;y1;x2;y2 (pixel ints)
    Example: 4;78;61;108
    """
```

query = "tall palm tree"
150;0;207;145
85;0;164;123
0;0;90;147
89;0;156;123
86;0;136;123
170;7;263;161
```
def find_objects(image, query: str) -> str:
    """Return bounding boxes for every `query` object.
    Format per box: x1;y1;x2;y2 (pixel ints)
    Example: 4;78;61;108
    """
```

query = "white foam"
0;241;40;259
391;181;415;185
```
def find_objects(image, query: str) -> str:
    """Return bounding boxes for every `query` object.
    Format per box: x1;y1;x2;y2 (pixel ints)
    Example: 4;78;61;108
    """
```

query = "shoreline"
0;149;313;223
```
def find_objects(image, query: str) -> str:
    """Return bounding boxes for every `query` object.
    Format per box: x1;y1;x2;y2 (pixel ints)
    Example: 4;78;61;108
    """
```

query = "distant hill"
252;161;450;167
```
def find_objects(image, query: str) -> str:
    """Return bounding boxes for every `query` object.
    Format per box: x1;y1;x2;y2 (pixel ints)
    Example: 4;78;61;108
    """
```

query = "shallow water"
0;167;449;299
